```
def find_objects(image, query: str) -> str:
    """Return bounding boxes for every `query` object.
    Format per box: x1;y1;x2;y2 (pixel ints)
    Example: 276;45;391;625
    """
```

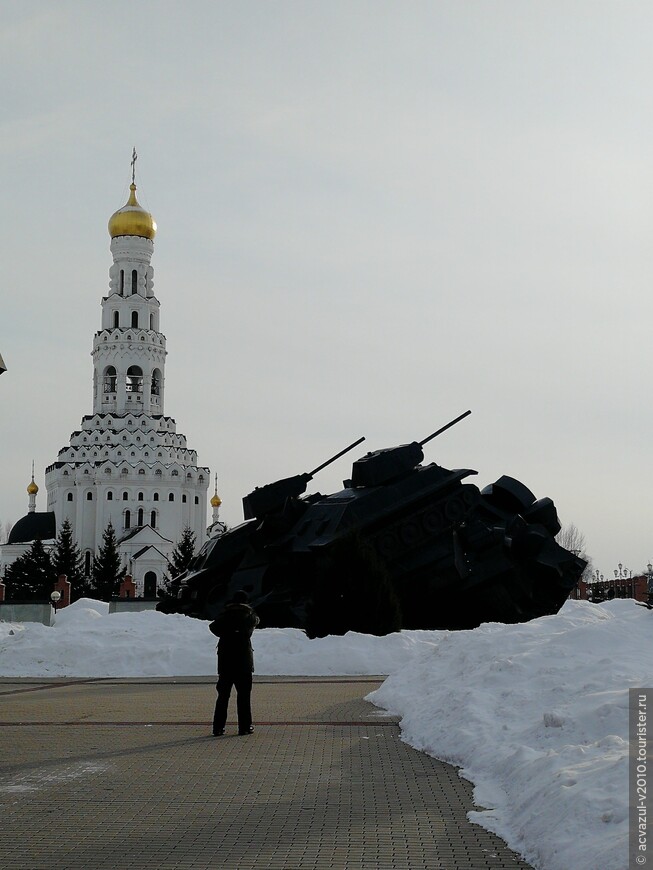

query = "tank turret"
242;437;365;519
350;411;471;487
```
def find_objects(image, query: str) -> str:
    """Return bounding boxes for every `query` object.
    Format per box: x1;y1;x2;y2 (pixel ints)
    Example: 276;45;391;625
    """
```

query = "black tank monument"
158;411;586;632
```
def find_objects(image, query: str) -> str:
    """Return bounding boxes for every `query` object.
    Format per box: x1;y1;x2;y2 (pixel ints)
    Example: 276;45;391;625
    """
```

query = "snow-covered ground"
0;597;643;870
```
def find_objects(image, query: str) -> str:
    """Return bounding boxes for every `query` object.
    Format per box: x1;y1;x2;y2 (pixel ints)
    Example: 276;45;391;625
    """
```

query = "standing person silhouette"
209;590;260;736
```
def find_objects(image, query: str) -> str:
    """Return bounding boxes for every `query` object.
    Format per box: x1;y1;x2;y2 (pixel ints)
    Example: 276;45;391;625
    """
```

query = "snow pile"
368;599;649;870
0;598;442;677
0;596;645;869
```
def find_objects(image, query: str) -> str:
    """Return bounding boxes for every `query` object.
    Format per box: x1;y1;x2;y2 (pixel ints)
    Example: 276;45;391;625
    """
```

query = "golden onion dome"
211;493;222;508
108;183;157;240
27;478;38;495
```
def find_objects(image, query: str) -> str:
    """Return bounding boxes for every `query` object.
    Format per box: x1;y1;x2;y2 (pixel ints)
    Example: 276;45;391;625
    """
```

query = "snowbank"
0;597;442;677
368;599;648;870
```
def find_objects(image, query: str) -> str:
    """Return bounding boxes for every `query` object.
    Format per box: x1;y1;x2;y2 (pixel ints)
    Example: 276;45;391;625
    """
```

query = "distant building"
41;168;212;595
569;573;651;604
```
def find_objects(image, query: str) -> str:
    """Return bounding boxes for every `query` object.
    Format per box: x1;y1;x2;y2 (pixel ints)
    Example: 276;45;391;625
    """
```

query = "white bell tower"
93;186;165;416
45;154;210;595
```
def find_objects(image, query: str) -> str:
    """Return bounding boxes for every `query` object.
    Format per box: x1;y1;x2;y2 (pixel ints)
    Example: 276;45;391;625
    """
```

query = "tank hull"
159;459;586;631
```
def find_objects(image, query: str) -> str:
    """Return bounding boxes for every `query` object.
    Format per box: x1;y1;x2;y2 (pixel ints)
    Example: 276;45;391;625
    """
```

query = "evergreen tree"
305;532;403;638
52;518;89;600
5;539;54;601
162;526;197;596
91;521;123;601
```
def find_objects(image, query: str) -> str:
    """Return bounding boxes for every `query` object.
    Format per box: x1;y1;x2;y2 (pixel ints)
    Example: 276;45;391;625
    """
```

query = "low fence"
0;598;160;623
0;602;53;626
108;599;159;614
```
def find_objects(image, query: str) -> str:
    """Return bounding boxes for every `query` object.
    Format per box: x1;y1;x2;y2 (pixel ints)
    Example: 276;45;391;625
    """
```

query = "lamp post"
646;563;653;602
613;563;632;599
590;569;604;602
50;590;61;613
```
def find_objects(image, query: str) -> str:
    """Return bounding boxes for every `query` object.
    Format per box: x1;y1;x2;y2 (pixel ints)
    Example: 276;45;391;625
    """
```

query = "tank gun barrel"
243;436;366;520
419;410;471;447
307;436;365;478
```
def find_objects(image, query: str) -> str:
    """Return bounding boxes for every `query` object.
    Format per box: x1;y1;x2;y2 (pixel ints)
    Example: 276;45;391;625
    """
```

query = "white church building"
40;169;212;596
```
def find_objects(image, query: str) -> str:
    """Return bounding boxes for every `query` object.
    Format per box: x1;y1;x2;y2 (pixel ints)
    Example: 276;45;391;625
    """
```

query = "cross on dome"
108;149;156;240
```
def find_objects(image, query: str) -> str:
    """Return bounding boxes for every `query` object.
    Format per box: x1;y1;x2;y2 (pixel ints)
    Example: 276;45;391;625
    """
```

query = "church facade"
42;173;210;595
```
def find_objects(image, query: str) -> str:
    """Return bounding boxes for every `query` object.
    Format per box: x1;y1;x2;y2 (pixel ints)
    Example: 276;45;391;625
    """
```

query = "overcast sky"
1;1;652;578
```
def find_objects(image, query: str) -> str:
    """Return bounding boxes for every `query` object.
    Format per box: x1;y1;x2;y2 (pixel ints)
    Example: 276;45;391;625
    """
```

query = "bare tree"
1;521;13;545
556;522;593;581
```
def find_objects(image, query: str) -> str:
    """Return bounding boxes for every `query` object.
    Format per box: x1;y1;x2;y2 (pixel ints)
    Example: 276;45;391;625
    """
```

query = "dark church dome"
8;512;56;544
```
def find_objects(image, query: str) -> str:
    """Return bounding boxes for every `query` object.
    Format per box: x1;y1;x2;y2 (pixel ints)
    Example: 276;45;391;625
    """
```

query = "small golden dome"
108;184;157;240
211;493;222;508
27;479;38;495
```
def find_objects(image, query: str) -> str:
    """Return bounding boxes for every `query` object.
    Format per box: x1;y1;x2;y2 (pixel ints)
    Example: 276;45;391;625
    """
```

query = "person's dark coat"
209;602;259;675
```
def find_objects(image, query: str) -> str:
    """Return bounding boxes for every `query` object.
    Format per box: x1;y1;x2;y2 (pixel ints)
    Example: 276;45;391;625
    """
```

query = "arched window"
151;369;161;396
131;311;138;328
86;492;93;501
138;508;144;526
67;492;73;502
126;366;143;394
138;492;144;501
107;491;113;500
168;493;175;501
122;491;129;500
172;469;179;477
131;269;137;294
113;311;119;328
138;469;145;475
103;366;117;394
150;312;156;330
153;492;159;501
182;494;187;503
150;511;156;528
125;510;131;529
120;270;124;294
155;469;162;477
85;551;92;577
195;496;199;504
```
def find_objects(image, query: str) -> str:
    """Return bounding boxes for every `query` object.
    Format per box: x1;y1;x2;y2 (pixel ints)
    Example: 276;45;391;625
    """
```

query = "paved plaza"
0;676;534;869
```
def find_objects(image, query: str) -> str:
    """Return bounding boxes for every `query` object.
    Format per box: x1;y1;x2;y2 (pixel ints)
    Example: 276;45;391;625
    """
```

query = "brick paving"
0;677;534;869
